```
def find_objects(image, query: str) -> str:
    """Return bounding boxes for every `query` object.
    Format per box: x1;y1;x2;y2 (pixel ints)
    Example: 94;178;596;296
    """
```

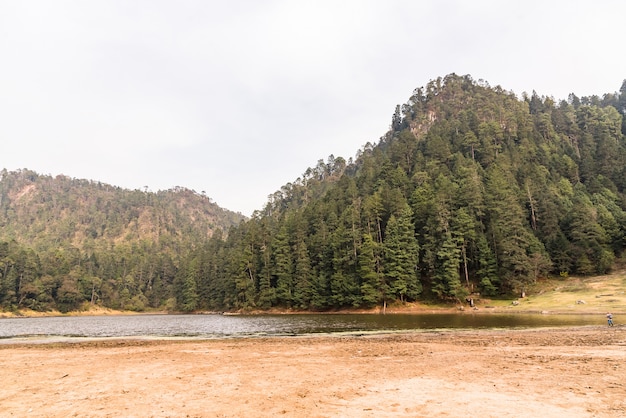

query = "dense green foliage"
0;170;244;312
2;74;625;313
183;74;626;311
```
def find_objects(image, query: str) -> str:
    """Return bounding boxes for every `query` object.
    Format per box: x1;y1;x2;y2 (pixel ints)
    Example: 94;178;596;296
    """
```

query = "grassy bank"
483;271;626;314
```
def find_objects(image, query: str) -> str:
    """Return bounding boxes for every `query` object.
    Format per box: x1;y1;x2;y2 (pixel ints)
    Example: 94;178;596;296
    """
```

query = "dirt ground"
0;326;625;418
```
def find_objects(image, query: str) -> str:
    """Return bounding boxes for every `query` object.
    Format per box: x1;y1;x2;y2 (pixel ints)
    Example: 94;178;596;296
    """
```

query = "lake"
0;312;606;343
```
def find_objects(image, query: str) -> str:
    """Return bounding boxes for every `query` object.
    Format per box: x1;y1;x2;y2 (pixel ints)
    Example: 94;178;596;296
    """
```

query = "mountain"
0;168;244;312
179;74;626;312
0;169;245;251
2;74;625;314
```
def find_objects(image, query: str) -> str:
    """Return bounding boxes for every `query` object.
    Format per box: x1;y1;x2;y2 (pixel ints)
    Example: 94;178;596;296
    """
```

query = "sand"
0;326;624;417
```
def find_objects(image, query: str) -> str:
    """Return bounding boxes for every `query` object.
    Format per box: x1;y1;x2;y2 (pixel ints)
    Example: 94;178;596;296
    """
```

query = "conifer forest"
2;74;626;313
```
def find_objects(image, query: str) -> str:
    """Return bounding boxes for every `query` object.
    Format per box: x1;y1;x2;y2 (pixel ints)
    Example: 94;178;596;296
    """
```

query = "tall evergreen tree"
383;205;421;302
358;233;383;307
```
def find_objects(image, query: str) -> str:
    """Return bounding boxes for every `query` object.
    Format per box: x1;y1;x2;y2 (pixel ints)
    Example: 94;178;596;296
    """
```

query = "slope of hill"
181;73;626;312
0;168;245;312
0;169;244;251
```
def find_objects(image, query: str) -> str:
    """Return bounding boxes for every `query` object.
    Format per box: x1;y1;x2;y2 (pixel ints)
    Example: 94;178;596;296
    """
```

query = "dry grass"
483;270;626;313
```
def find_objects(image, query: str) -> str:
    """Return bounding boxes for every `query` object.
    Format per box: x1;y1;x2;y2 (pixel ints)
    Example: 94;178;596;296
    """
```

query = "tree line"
1;74;625;313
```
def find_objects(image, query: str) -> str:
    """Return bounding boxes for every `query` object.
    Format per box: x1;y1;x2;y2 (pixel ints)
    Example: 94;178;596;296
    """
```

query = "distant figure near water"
606;313;614;327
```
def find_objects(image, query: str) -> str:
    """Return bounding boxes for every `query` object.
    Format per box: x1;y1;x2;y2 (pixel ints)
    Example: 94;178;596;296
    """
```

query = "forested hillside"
178;74;626;312
0;169;244;312
2;74;626;314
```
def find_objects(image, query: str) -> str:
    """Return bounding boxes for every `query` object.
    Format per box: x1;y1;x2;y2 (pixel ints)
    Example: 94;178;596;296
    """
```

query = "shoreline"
2;305;624;318
0;324;616;347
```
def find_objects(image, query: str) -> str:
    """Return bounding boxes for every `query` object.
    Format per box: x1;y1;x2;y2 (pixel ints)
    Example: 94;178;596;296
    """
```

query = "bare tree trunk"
91;281;97;304
526;182;537;231
462;244;470;288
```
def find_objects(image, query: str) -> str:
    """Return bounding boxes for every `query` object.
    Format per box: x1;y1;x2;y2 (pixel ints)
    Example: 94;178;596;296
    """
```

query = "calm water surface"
0;313;605;342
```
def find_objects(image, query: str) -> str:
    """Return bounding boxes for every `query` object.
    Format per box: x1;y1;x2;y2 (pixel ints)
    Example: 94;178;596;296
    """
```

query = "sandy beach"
0;326;624;417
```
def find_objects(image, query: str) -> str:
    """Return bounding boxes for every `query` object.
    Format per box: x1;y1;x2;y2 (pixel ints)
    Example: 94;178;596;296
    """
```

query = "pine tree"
383;205;421;302
484;163;543;292
358;233;383;308
292;232;313;309
272;224;294;306
432;231;463;299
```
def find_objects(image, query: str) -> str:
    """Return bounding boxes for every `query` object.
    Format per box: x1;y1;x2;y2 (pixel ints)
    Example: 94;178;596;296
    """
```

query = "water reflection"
0;313;604;341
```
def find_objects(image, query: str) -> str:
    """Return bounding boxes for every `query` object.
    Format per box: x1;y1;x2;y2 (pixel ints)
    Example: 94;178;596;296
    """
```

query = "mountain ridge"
0;168;245;251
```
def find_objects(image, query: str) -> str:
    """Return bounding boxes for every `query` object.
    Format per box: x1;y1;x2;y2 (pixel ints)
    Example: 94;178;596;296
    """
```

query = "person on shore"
606;313;614;327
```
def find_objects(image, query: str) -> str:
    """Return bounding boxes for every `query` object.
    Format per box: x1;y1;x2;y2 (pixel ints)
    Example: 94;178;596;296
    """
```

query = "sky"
1;1;625;216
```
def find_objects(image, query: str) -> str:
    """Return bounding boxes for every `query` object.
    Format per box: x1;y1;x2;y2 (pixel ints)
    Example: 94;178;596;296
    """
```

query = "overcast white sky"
1;1;625;216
